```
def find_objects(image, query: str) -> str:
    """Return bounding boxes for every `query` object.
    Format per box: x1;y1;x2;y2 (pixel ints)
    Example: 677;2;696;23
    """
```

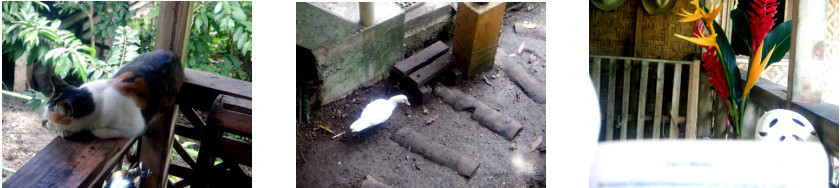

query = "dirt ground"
1;95;55;182
296;3;547;187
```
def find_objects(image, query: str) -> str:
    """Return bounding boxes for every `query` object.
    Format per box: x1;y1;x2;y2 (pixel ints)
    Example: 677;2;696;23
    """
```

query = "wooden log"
361;175;394;188
620;60;631;140
606;59;617;141
592;58;601;94
686;60;701;139
432;84;523;140
391;127;480;178
653;62;665;139
669;64;682;139
3;137;136;187
636;61;649;139
498;52;546;104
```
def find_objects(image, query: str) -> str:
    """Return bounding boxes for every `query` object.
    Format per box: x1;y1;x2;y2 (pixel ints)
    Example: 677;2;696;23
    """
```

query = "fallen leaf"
531;136;544;151
518;41;526;54
315;125;336;135
422;106;429;114
426;114;439;125
522;21;537;29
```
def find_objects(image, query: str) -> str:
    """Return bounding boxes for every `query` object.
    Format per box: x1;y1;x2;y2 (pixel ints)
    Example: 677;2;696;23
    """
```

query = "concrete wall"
297;2;405;105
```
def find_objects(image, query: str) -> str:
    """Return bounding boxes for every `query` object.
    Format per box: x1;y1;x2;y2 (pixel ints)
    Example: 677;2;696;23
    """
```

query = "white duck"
350;95;410;132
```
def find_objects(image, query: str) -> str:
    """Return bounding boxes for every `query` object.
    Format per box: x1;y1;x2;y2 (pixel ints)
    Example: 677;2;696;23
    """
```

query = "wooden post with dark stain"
141;2;193;188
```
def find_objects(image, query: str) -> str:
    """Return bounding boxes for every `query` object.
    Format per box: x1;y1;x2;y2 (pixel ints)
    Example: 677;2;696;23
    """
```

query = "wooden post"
592;58;601;94
788;0;827;107
636;61;649;139
653;62;665;139
686;60;701;139
669;64;682;139
606;59;617;141
142;2;193;188
620;60;631;140
452;2;505;77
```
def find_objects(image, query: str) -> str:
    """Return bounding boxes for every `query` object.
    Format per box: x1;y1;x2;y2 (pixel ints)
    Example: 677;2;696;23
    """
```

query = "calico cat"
42;50;184;139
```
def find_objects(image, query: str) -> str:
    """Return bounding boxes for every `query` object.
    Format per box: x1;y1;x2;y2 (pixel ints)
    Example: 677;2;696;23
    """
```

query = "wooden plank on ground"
653;62;665;139
3;137;136;187
636;61;649;139
669;64;682;139
606;59;617;141
620;60;631;140
409;51;453;86
593;57;601;93
686;60;700;139
394;41;448;78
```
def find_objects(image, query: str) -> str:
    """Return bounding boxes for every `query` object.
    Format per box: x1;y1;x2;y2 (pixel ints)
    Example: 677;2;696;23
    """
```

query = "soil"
296;3;547;187
2;95;55;182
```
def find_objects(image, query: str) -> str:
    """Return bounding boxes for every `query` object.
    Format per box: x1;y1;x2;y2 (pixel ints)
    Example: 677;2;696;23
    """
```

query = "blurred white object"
755;109;819;142
591;141;829;187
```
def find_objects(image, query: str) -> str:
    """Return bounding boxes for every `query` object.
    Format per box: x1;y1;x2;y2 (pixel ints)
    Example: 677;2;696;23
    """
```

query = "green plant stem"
2;167;17;174
2;90;34;100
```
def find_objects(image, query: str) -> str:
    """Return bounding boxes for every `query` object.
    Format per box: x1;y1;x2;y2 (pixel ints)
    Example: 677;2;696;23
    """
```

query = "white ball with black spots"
755;109;819;142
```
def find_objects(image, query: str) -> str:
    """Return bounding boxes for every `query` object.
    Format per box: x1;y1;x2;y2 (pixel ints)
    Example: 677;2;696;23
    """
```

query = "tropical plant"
189;1;252;81
3;1;96;82
674;0;791;138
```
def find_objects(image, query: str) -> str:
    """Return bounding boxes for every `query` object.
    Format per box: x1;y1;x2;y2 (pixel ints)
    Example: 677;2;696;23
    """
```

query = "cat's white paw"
51;129;75;138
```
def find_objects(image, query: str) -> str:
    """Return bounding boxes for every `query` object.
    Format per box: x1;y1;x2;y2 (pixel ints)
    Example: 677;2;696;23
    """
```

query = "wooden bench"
3;68;252;187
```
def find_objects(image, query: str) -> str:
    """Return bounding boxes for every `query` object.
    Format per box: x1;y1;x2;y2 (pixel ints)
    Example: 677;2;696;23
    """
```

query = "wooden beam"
606;59;617;141
142;2;194;188
2;137;136;187
686;60;701;139
653;62;665;139
621;60;632;140
669;64;682;139
636;61;649;139
589;55;694;65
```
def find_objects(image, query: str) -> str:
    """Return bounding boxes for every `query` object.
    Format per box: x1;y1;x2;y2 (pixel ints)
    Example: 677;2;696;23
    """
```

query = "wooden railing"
590;55;702;140
2;69;252;187
590;55;838;157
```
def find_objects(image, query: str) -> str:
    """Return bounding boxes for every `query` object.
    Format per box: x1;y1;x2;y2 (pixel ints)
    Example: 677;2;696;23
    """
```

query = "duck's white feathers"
349;95;408;132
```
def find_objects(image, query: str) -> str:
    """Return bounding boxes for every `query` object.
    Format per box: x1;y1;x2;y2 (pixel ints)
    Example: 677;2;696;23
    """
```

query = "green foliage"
3;1;95;82
91;26;141;80
54;1;135;46
189;1;252;81
22;89;47;112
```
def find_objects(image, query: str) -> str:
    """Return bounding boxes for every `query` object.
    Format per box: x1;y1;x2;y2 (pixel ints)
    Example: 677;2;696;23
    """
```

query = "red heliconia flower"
748;0;779;52
701;47;730;101
693;20;730;101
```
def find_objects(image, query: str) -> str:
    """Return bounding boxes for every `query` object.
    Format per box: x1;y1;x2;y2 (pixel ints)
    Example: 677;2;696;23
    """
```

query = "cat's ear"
49;75;71;94
54;101;74;118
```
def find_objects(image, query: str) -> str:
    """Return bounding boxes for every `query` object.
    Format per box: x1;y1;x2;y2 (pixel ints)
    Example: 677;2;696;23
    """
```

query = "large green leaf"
762;21;791;67
713;21;742;103
730;8;751;52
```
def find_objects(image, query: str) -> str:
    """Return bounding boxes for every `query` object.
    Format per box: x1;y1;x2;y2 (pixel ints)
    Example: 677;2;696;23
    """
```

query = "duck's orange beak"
405;100;411;106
